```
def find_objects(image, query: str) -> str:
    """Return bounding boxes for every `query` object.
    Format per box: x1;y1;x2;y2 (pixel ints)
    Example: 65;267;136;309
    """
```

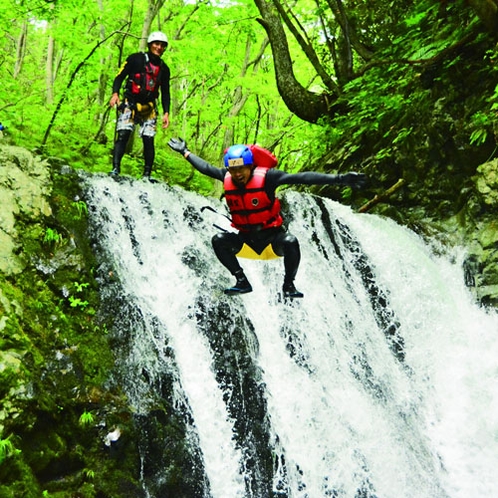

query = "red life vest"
129;54;161;99
224;167;283;232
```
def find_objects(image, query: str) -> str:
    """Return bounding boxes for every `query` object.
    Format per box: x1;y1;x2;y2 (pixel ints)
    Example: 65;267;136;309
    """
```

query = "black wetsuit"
111;52;171;176
186;153;347;284
112;52;171;110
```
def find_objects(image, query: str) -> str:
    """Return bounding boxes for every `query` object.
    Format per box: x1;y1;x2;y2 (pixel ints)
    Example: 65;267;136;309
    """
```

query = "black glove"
168;137;188;155
340;172;368;189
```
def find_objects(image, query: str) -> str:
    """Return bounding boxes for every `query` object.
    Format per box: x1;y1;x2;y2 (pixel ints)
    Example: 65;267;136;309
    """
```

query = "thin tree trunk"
46;35;55;104
222;36;253;151
13;21;28;79
222;36;270;150
41;28;126;148
140;0;166;51
96;0;108;105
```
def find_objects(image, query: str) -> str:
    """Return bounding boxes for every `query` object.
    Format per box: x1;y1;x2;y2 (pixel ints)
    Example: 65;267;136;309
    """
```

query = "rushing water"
84;173;498;498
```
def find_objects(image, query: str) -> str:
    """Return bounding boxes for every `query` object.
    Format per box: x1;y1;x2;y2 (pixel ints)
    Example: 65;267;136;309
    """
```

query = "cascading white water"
84;174;498;498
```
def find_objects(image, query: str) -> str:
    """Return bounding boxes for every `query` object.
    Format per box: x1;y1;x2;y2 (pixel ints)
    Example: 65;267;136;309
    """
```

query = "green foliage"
43;227;63;246
78;411;95;427
311;0;497;216
404;10;431;28
1;0;490;211
0;0;326;184
0;159;140;496
0;437;20;464
68;295;89;309
491;84;498;111
71;200;88;220
68;282;92;311
469;111;490;146
83;468;95;479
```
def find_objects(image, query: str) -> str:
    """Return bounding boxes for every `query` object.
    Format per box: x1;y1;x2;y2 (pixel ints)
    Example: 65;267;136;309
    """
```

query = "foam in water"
85;175;498;498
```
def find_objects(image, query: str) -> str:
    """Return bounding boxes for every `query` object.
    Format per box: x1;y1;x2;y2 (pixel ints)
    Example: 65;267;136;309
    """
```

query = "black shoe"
109;168;120;176
282;282;303;299
224;273;252;295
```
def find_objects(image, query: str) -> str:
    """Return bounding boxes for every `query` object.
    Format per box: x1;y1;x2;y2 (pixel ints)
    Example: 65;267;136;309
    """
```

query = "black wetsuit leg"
112;130;132;172
143;135;155;175
271;231;301;284
212;232;244;275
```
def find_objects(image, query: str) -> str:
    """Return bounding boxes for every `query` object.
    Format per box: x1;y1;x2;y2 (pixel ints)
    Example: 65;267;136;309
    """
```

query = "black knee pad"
212;232;242;252
212;232;230;248
281;233;298;246
212;233;223;245
274;232;299;251
271;231;300;258
116;130;131;143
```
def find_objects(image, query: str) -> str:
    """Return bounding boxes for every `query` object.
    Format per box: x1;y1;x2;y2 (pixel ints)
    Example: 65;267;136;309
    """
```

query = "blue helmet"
224;144;253;169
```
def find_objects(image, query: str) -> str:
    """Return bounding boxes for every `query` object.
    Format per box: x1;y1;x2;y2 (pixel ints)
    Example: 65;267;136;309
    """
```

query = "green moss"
0;157;141;496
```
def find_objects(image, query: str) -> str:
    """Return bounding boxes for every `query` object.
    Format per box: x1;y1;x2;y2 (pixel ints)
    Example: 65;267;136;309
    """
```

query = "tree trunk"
96;0;109;106
13;21;27;79
468;0;498;32
222;36;258;150
46;35;55;104
358;179;406;213
140;0;166;51
253;0;332;123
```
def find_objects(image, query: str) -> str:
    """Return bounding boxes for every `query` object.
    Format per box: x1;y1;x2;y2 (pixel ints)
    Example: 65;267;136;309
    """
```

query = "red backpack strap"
248;144;278;168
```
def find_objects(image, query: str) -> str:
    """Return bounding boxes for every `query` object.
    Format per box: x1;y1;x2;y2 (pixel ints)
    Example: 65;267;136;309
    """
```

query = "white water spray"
85;175;498;498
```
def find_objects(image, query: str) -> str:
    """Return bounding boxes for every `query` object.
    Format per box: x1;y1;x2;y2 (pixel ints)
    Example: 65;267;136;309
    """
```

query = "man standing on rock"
109;31;171;181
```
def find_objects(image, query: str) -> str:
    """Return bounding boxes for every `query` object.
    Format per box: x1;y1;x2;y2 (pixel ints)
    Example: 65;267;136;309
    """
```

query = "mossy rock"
474;159;498;207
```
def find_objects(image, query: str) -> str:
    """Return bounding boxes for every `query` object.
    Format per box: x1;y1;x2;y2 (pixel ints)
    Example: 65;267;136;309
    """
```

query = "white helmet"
147;31;168;46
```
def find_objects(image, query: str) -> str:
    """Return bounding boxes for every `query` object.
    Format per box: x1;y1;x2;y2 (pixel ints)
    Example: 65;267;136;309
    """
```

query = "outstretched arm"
267;169;368;190
168;138;225;181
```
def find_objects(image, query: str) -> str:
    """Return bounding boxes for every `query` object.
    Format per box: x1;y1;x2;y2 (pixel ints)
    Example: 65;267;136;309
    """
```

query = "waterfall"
83;173;498;498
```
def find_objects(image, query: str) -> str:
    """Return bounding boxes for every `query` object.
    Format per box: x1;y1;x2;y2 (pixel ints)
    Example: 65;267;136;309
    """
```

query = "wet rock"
0;145;52;275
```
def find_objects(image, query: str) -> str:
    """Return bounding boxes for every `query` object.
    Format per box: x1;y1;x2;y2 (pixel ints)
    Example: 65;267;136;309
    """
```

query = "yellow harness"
236;243;280;260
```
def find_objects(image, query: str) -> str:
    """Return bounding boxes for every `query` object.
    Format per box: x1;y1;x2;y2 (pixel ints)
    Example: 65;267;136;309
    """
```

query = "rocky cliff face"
0;144;142;497
0;145;53;275
464;158;498;305
422;157;498;306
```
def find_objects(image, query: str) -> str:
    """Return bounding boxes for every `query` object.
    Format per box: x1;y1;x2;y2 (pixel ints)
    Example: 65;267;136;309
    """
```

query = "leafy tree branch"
41;24;129;148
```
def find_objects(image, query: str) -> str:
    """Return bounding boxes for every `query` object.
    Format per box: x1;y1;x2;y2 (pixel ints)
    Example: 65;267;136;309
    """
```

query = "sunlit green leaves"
492;84;498;111
470;110;493;145
0;437;20;464
0;0;496;192
403;2;436;28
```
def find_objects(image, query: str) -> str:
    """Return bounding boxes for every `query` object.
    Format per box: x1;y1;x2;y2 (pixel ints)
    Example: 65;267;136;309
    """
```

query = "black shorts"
239;227;285;255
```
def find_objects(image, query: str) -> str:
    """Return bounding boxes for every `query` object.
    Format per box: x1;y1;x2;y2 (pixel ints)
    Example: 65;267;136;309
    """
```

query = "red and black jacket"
112;52;171;111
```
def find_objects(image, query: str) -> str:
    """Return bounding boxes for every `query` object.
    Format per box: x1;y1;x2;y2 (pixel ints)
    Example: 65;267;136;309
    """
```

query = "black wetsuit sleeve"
159;63;171;114
265;169;345;191
185;153;226;182
111;62;129;94
112;53;140;94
